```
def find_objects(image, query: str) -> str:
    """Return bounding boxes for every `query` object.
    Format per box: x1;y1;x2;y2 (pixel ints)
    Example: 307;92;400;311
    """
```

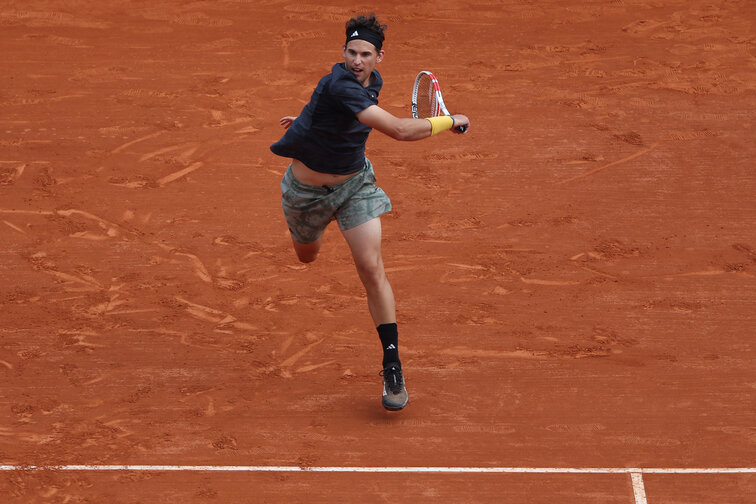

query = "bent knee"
292;237;321;263
297;251;318;263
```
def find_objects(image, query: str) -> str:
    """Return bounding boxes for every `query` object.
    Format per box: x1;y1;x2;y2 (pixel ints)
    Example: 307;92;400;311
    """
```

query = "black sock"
377;323;400;368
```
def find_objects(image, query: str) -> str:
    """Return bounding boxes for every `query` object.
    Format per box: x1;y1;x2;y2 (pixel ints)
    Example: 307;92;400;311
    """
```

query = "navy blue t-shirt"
270;63;382;175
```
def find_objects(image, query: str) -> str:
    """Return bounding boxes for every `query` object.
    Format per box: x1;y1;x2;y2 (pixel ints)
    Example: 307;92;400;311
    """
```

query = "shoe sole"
382;393;409;411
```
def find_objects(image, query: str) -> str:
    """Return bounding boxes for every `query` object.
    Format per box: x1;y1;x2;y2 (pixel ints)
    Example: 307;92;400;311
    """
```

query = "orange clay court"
1;1;755;502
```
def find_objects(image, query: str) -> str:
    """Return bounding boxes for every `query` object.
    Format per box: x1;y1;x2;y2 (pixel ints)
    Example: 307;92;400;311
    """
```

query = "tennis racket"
411;71;467;133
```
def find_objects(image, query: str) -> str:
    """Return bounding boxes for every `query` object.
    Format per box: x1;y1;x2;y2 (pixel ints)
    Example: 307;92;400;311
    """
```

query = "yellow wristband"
426;115;454;136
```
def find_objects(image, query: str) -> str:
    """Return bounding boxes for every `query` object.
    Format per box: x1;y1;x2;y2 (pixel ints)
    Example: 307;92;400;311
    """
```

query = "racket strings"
415;74;438;118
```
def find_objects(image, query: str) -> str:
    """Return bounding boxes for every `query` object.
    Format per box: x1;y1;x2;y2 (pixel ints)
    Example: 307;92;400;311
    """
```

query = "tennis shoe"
379;362;408;411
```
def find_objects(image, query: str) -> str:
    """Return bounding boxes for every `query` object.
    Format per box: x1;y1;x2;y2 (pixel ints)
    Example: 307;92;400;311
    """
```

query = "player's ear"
376;49;385;63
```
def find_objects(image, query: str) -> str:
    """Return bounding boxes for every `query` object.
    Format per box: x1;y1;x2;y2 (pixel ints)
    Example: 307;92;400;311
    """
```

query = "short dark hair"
345;13;387;41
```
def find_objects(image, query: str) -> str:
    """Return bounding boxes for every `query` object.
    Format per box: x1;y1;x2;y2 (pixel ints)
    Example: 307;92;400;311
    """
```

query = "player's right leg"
281;164;336;261
291;235;322;263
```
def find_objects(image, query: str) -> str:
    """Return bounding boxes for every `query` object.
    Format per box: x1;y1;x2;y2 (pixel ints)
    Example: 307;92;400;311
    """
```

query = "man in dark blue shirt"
271;61;382;175
271;13;470;411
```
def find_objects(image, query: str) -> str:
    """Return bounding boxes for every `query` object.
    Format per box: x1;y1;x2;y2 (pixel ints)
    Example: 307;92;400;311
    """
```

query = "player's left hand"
279;116;297;129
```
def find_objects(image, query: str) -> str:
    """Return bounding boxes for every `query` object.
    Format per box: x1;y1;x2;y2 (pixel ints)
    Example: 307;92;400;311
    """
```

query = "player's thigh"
334;159;391;234
341;217;383;269
281;165;336;245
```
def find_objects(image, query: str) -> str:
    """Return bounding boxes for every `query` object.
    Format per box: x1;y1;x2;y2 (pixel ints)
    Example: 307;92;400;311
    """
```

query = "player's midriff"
290;158;361;186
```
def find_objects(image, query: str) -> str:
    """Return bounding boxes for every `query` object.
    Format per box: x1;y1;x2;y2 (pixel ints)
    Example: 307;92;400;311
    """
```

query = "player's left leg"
341;217;408;411
341;217;394;325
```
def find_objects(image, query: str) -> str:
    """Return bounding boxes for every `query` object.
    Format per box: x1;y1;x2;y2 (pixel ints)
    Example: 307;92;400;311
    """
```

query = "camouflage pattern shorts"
280;158;392;244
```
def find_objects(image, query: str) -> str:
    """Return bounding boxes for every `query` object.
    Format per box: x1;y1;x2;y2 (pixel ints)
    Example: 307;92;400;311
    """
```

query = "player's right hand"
451;115;470;134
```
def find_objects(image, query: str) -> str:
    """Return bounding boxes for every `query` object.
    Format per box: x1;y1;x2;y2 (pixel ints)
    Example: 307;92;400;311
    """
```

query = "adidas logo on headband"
345;27;383;51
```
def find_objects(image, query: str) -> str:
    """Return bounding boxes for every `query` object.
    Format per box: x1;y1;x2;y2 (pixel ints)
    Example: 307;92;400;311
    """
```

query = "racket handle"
450;115;467;133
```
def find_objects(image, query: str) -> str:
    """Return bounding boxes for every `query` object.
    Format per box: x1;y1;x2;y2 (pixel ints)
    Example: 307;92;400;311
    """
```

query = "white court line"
3;465;752;504
1;466;755;473
631;473;648;504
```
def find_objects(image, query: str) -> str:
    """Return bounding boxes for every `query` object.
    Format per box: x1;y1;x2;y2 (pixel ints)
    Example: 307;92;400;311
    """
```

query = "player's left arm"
357;105;469;141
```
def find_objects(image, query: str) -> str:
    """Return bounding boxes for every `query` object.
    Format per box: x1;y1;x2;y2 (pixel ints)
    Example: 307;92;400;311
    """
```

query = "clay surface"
1;1;755;502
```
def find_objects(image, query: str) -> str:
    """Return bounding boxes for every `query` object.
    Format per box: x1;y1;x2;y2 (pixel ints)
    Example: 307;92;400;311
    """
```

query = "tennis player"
270;13;470;411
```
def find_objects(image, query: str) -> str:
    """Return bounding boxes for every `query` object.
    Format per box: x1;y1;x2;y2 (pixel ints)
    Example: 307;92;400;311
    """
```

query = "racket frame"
411;70;465;132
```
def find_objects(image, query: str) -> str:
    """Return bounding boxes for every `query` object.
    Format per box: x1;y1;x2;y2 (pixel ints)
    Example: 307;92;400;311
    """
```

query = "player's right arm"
357;105;469;141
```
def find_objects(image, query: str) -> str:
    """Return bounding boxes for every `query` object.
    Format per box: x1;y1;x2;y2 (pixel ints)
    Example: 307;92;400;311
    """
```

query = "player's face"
343;39;384;87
